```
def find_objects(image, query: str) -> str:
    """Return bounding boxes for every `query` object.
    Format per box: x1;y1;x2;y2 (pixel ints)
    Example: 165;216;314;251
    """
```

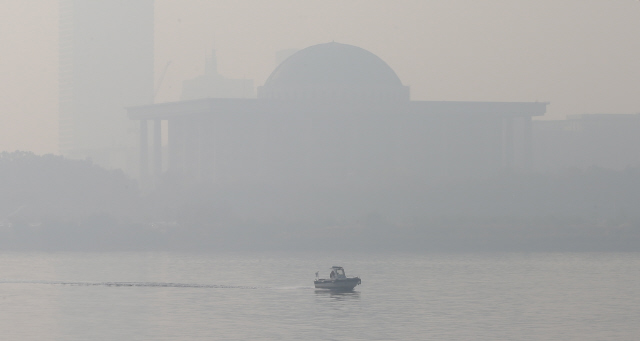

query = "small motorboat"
314;266;361;290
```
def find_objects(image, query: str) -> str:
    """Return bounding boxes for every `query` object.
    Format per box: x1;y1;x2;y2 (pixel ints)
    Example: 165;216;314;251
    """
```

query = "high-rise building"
58;0;154;172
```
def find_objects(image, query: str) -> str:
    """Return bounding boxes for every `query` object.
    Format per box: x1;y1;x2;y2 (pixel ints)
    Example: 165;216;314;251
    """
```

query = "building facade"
535;114;640;172
129;42;547;188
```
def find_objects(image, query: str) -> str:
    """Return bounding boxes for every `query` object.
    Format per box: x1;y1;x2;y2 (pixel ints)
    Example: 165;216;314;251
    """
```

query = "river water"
1;251;639;340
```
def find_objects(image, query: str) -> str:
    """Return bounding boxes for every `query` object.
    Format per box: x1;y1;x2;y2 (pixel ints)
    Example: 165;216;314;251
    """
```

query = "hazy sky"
1;0;639;154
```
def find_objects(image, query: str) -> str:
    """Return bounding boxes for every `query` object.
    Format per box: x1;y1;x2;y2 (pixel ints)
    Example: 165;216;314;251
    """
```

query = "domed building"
258;42;409;102
129;42;547;187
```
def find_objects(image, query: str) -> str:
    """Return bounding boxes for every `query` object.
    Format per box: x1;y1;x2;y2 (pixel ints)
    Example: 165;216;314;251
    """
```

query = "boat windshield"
334;268;345;277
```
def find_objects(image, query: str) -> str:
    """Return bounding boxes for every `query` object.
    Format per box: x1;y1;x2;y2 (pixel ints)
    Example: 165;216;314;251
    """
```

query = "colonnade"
138;118;216;186
137;113;535;187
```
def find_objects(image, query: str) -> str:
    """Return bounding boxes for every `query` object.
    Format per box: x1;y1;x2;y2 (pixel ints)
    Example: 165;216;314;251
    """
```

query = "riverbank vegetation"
2;151;639;252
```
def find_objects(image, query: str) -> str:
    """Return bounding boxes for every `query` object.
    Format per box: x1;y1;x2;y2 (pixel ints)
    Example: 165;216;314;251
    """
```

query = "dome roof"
258;42;409;101
264;42;403;88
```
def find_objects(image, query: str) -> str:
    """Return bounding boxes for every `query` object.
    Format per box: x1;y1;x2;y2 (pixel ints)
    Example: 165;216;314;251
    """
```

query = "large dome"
258;42;409;101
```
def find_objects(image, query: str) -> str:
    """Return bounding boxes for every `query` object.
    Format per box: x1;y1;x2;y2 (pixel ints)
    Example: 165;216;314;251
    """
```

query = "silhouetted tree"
0;151;139;224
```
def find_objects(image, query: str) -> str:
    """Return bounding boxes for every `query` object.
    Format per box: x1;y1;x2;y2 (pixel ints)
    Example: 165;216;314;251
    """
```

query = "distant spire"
205;49;218;76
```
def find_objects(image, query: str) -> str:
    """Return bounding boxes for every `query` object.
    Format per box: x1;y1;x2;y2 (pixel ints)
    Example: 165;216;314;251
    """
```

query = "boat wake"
271;286;315;290
1;279;261;290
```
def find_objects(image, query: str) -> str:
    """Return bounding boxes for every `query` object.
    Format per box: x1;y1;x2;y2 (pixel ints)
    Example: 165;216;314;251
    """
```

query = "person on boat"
330;270;336;279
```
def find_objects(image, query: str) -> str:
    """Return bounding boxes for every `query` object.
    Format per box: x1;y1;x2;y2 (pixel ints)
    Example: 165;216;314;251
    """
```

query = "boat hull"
314;277;361;290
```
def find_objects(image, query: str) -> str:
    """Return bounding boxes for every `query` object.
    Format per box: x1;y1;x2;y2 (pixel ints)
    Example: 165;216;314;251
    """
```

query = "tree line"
1;151;639;251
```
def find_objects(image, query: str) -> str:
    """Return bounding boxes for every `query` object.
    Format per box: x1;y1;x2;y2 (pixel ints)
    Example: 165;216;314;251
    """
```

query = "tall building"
58;0;154;172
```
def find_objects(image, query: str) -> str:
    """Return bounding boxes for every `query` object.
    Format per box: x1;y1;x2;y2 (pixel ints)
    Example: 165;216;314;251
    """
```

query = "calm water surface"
1;251;639;340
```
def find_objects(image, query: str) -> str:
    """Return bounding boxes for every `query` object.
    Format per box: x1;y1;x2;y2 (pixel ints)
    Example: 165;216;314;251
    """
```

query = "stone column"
168;119;182;173
183;120;200;181
139;120;149;181
153;119;162;179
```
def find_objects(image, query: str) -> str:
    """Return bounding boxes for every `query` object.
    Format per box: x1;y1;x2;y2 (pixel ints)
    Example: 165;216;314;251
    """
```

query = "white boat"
314;266;361;290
